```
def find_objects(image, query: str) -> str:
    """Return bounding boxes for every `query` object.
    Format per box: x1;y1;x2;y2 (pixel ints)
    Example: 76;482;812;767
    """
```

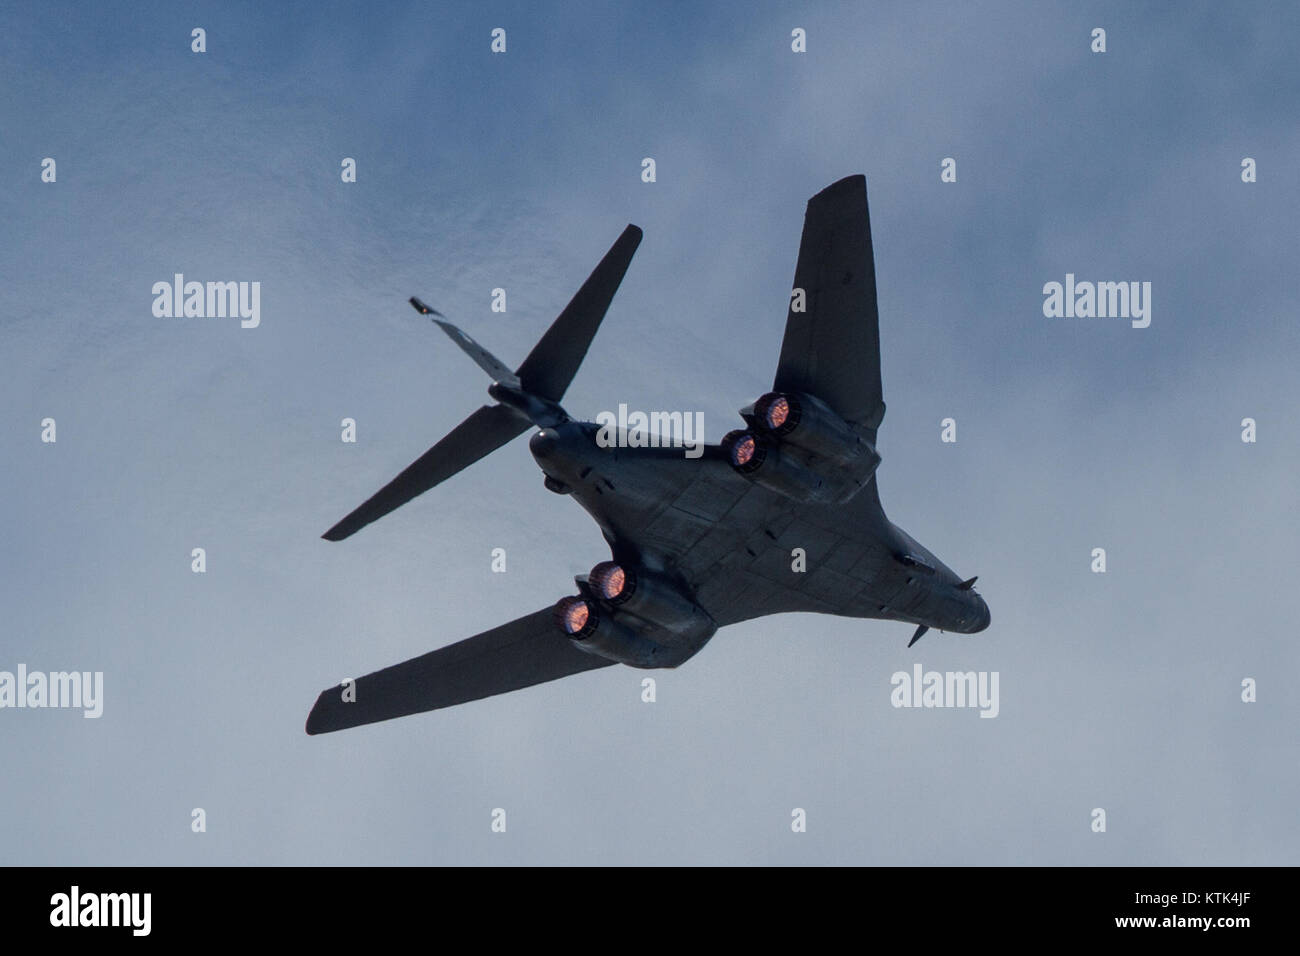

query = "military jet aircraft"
306;174;989;735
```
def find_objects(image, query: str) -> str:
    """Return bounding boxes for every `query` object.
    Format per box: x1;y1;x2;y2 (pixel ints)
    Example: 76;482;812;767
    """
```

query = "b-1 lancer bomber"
307;174;990;735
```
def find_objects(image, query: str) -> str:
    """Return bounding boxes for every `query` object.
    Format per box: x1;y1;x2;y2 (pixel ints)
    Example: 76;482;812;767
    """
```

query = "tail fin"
429;318;521;389
322;225;642;541
516;224;642;401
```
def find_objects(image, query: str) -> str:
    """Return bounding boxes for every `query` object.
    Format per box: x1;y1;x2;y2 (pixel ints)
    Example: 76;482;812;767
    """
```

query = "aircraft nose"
973;597;991;632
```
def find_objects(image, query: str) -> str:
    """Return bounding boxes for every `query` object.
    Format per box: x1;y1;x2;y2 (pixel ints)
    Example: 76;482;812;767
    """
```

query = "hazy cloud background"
2;1;1297;864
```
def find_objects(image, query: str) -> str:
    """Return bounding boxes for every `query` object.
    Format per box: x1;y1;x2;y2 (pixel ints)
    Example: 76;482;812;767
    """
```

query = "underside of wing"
774;174;885;438
305;606;617;734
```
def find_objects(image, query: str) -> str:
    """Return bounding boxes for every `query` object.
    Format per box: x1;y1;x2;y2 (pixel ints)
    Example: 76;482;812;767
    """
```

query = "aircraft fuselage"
529;421;989;662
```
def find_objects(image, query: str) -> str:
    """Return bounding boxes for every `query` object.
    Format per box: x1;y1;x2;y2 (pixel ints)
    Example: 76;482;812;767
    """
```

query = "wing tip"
304;694;325;735
305;689;347;735
810;173;867;206
821;172;866;192
619;224;644;253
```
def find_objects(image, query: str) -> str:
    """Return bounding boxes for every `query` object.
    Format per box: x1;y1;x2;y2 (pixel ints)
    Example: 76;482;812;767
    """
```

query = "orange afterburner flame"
592;562;627;601
732;435;756;466
554;595;593;635
764;395;790;429
564;601;589;633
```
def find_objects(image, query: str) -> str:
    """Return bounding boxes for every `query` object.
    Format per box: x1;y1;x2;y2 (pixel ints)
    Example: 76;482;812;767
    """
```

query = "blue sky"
2;1;1297;863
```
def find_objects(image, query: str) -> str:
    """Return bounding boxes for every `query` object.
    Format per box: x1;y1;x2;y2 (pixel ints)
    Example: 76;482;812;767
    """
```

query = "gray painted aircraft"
306;174;989;735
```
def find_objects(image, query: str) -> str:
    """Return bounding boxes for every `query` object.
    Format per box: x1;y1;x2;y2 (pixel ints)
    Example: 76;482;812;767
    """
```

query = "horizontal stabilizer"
305;606;617;733
322;403;528;541
907;624;929;648
516;224;642;402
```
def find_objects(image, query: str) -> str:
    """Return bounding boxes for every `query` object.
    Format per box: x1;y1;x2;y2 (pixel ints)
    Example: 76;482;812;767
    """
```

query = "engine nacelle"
724;391;881;503
552;595;676;668
588;561;714;637
753;391;881;470
721;429;837;502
